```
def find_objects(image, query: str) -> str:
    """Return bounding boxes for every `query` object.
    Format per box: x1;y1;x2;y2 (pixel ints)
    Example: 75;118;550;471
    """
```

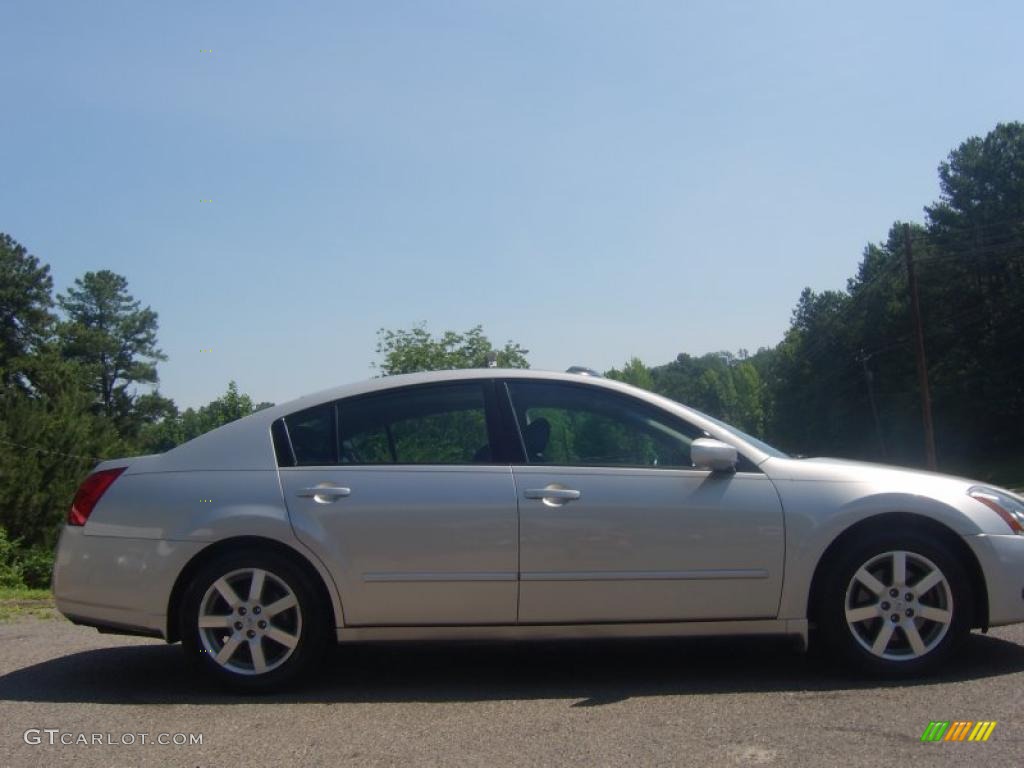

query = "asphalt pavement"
1;616;1023;767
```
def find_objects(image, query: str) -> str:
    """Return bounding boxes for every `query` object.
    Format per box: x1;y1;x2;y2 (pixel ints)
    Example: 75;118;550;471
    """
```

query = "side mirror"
691;438;738;472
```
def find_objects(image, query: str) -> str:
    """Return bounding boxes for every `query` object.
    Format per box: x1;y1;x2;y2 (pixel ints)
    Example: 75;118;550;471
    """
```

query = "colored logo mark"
200;199;213;203
200;49;213;53
200;499;213;503
921;721;996;742
199;348;213;352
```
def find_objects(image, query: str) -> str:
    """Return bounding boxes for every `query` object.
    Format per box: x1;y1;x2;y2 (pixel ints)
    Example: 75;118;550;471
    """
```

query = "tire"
816;528;973;677
180;549;329;692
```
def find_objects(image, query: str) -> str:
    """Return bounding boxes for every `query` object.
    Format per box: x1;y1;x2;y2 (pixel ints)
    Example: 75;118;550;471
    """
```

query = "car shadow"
0;632;1021;706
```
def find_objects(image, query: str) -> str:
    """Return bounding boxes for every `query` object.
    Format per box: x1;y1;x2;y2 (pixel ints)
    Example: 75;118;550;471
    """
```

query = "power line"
0;437;107;463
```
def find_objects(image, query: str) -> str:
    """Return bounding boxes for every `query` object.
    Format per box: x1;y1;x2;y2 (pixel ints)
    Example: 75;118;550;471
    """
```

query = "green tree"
922;122;1024;465
139;381;273;452
605;357;654;390
57;270;170;437
646;351;767;436
0;353;126;548
0;234;55;389
374;324;529;375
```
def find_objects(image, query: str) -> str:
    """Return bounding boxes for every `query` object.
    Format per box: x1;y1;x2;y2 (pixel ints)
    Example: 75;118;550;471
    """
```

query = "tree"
374;324;529;375
0;234;55;388
57;270;168;435
139;381;273;453
923;122;1024;462
0;352;127;548
645;351;767;436
605;357;654;390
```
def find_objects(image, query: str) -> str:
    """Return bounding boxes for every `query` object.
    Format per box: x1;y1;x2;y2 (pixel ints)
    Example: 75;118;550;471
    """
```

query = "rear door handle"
524;488;581;504
297;485;351;502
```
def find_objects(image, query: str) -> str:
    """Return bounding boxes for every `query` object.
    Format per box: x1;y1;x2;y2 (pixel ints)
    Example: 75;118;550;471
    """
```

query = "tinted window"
283;403;336;466
339;383;491;465
272;418;295;466
506;381;701;468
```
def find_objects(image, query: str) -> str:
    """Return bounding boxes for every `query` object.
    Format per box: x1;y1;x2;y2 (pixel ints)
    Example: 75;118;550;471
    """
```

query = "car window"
283;403;336;466
338;383;491;465
505;381;701;468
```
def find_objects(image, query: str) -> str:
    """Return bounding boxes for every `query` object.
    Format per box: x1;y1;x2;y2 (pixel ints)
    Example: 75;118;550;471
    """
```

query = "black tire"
816;528;973;677
181;549;329;692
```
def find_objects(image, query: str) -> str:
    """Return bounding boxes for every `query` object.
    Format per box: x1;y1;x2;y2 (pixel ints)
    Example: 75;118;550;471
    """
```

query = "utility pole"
904;223;938;470
859;350;887;460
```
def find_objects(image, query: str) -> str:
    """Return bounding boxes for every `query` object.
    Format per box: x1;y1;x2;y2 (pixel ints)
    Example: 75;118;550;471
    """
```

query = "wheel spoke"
214;578;242;608
248;569;266;603
264;595;297;617
845;605;880;623
914;570;943;595
198;614;233;628
904;622;927;655
249;638;267;672
855;568;887;596
215;634;242;665
265;625;299;649
892;551;907;586
917;605;951;624
872;622;895;655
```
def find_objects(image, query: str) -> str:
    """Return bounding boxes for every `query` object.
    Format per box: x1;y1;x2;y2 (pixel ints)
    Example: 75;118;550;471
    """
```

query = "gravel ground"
1;617;1023;767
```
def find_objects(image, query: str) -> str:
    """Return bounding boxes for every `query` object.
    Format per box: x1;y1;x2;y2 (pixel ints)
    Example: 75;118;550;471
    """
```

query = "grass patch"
0;587;56;622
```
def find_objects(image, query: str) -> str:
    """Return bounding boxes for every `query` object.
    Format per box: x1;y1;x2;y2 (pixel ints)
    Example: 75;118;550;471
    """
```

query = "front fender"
774;481;981;620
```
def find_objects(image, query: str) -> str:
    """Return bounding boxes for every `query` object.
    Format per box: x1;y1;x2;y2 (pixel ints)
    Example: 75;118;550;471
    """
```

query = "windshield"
690;410;791;459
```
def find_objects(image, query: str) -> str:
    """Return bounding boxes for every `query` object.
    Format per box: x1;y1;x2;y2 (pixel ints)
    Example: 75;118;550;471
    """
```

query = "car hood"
761;455;988;494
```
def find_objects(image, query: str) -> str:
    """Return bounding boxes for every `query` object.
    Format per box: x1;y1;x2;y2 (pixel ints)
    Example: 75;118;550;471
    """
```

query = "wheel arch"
166;535;341;643
806;512;989;630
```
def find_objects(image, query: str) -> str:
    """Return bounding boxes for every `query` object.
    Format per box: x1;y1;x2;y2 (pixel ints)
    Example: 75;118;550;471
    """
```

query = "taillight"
68;467;126;526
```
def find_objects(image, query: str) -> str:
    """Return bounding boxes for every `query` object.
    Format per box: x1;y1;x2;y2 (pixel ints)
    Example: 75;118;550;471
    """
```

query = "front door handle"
524;487;581;505
297;485;351;503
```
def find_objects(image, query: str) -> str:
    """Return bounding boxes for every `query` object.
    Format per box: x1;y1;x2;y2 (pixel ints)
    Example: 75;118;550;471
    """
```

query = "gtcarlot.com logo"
23;729;203;746
921;721;997;742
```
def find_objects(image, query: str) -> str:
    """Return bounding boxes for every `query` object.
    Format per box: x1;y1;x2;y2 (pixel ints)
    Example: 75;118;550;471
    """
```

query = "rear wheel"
181;550;328;692
817;529;973;676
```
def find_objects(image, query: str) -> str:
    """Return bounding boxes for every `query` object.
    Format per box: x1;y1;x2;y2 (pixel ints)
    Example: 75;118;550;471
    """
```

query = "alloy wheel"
844;550;953;661
197;567;303;676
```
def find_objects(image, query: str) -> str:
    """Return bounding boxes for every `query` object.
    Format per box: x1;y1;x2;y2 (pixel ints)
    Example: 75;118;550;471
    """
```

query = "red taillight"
68;467;126;526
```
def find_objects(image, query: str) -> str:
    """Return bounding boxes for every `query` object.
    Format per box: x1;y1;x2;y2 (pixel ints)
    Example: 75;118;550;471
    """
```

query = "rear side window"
339;383;491;465
283;403;335;466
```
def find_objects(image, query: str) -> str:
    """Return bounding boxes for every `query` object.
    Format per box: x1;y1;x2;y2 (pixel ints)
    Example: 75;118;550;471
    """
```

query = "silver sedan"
53;369;1024;691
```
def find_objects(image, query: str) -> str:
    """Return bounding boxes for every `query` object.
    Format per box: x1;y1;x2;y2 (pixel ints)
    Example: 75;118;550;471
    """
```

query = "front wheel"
181;550;328;692
817;530;973;677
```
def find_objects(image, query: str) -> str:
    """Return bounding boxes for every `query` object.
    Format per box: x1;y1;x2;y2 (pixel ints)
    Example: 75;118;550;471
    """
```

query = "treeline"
607;122;1024;487
0;244;271;585
2;121;1022;588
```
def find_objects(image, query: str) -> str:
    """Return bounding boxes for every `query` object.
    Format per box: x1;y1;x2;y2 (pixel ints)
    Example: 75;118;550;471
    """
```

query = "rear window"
282;403;335;466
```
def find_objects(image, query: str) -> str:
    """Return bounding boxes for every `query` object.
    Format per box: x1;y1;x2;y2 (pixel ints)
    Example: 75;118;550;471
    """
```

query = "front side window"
505;381;701;468
338;383;491;465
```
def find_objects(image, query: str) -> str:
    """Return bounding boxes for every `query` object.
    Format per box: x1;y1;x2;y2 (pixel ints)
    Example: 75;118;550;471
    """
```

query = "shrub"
0;527;24;588
17;546;54;589
0;526;55;589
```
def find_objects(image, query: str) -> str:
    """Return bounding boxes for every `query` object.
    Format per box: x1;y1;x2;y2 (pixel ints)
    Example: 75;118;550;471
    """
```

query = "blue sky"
2;1;1022;409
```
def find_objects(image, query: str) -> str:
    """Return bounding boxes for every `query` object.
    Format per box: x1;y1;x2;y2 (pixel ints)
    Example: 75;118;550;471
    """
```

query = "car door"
504;379;785;624
279;381;519;626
